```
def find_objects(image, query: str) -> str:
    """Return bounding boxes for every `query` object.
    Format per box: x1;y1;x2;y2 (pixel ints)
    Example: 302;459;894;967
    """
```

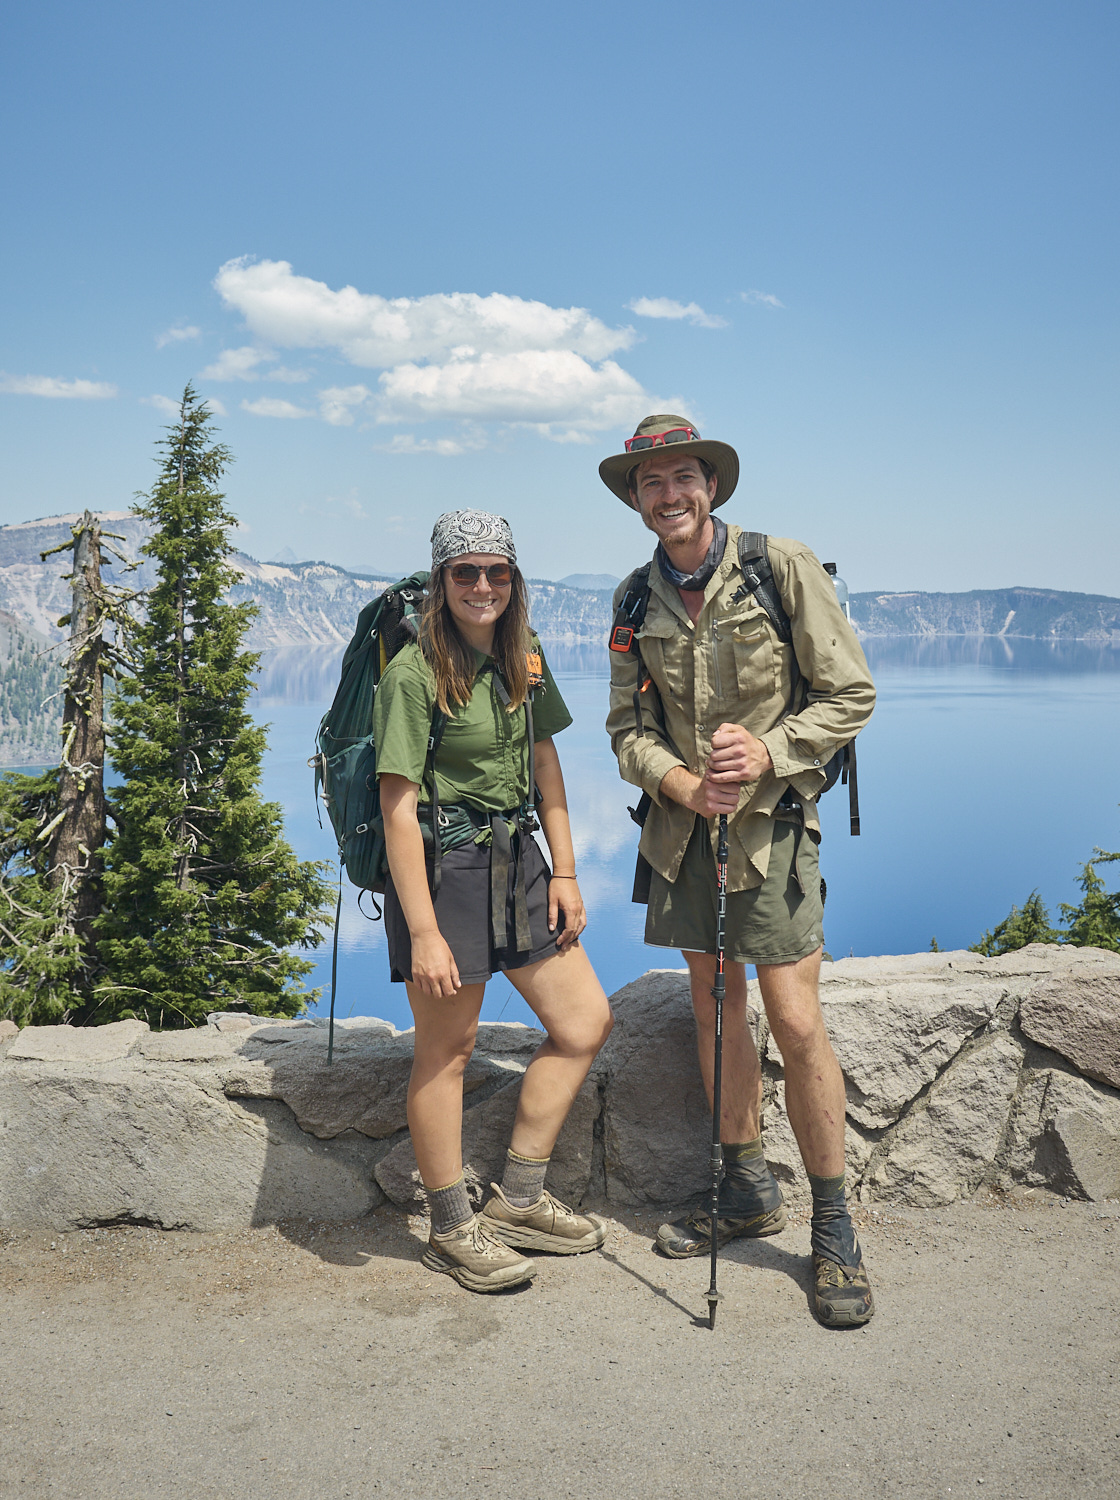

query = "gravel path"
2;1193;1117;1499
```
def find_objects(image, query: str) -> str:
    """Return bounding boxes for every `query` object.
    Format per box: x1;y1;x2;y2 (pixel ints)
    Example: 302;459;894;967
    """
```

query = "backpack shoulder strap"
608;562;656;739
608;562;653;654
735;532;793;644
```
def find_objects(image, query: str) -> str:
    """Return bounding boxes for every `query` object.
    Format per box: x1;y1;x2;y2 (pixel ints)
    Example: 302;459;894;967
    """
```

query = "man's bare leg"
654;951;785;1259
755;946;845;1177
683;951;760;1140
756;945;874;1325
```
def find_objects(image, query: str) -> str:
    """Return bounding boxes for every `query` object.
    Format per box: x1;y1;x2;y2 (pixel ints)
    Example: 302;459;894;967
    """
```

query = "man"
602;415;877;1328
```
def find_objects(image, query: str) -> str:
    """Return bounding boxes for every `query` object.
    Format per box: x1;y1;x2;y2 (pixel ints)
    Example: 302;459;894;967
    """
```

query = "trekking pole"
705;811;729;1330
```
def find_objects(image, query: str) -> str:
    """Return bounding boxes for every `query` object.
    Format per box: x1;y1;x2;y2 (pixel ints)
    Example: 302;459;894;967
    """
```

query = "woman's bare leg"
405;980;486;1187
504;945;614;1158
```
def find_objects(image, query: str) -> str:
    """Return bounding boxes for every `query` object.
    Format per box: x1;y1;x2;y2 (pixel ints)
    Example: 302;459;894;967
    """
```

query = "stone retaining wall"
2;944;1118;1230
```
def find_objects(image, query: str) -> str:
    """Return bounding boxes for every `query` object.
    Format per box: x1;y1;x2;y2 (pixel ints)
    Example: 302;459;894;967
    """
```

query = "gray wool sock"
808;1171;861;1266
721;1137;784;1213
427;1175;473;1236
501;1149;549;1208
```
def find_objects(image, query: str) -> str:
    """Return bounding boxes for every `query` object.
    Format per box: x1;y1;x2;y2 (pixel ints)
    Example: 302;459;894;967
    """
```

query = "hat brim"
598;438;739;509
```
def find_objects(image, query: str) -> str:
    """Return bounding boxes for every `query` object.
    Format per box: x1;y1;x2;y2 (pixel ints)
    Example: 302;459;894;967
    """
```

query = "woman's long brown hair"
418;566;531;714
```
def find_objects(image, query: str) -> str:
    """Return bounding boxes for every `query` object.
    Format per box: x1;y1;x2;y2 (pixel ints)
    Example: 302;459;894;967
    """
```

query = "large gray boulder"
597;970;716;1208
216;1026;515;1141
3;945;1120;1231
7;1019;149;1063
1020;971;1120;1090
1000;1065;1120;1201
0;1061;386;1230
862;1032;1025;1206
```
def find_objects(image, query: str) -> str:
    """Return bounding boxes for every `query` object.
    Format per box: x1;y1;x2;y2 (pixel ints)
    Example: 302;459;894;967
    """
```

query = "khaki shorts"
645;812;824;967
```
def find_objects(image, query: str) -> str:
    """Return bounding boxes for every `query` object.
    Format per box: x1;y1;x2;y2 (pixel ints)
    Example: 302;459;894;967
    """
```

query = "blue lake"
257;636;1120;1032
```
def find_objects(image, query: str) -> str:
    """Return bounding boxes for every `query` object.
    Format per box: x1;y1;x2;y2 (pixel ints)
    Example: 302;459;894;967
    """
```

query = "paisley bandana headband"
430;510;518;570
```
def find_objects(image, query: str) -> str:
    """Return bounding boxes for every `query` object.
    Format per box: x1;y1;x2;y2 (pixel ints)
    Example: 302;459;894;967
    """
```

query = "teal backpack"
311;570;446;1059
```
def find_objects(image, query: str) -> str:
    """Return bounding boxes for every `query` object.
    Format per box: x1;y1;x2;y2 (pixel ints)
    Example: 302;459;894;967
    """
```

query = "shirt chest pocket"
719;607;779;698
637;614;689;700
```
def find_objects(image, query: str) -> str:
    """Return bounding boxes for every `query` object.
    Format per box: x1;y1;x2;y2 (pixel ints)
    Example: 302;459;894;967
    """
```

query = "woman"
374;510;614;1293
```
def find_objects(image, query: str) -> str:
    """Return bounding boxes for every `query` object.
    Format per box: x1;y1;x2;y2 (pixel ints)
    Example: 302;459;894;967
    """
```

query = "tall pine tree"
95;387;330;1026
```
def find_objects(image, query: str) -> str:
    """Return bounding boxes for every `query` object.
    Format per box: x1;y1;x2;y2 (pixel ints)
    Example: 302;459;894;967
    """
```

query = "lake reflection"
256;635;1120;1030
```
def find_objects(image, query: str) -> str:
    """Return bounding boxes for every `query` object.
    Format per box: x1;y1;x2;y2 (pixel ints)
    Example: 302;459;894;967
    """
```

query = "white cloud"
0;373;117;399
628;297;727;329
142;394;182;416
377;349;646;435
318;384;373;427
210;258;662;436
199;344;310;383
380;434;471;456
156;324;201;348
240;397;312;419
204;397;228;416
214;258;635;366
741;289;784;309
200;346;270;381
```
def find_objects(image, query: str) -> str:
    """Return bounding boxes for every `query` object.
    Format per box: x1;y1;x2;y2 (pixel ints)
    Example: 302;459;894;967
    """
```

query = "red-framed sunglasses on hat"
624;424;699;453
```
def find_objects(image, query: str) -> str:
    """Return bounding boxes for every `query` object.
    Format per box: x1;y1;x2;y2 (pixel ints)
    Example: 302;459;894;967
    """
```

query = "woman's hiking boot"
655;1180;787;1258
812;1254;875;1328
421;1213;537;1292
481;1183;608;1255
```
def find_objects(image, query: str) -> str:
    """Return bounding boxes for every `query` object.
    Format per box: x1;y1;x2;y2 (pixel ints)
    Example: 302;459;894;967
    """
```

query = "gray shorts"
384;834;560;985
645;812;824;967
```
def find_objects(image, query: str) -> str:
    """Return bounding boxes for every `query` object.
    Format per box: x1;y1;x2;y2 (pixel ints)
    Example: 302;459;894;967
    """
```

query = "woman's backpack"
312;570;445;896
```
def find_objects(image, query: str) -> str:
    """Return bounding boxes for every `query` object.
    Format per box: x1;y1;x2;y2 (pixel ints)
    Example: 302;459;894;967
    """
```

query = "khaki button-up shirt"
606;524;876;892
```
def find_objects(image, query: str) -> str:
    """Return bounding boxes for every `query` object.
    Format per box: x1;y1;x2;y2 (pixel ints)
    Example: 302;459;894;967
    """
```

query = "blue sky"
1;1;1117;592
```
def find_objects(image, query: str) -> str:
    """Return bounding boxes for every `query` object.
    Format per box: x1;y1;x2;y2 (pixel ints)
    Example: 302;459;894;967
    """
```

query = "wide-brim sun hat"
598;414;739;509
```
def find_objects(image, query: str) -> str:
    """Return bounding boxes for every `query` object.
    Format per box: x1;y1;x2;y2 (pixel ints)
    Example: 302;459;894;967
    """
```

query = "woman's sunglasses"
447;562;514;587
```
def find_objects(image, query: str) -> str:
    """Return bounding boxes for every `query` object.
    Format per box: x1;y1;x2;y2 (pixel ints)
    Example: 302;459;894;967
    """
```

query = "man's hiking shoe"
421;1214;537;1293
481;1183;608;1255
812;1254;875;1328
655;1200;788;1258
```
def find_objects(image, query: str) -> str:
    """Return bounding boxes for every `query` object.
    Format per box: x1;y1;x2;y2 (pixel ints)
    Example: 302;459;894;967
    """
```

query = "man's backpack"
609;530;860;839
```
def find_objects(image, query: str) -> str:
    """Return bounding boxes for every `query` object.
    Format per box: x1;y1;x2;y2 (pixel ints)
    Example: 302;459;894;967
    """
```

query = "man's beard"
646;507;709;552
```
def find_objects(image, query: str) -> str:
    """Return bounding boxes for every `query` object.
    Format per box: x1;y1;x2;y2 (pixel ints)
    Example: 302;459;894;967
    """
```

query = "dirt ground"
1;1192;1117;1500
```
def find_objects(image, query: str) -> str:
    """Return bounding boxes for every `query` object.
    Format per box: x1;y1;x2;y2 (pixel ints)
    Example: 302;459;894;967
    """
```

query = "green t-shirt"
373;641;573;813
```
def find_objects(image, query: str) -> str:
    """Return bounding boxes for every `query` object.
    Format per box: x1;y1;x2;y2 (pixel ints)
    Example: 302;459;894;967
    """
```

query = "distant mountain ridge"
0;513;616;656
2;515;1118;662
851;586;1120;643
